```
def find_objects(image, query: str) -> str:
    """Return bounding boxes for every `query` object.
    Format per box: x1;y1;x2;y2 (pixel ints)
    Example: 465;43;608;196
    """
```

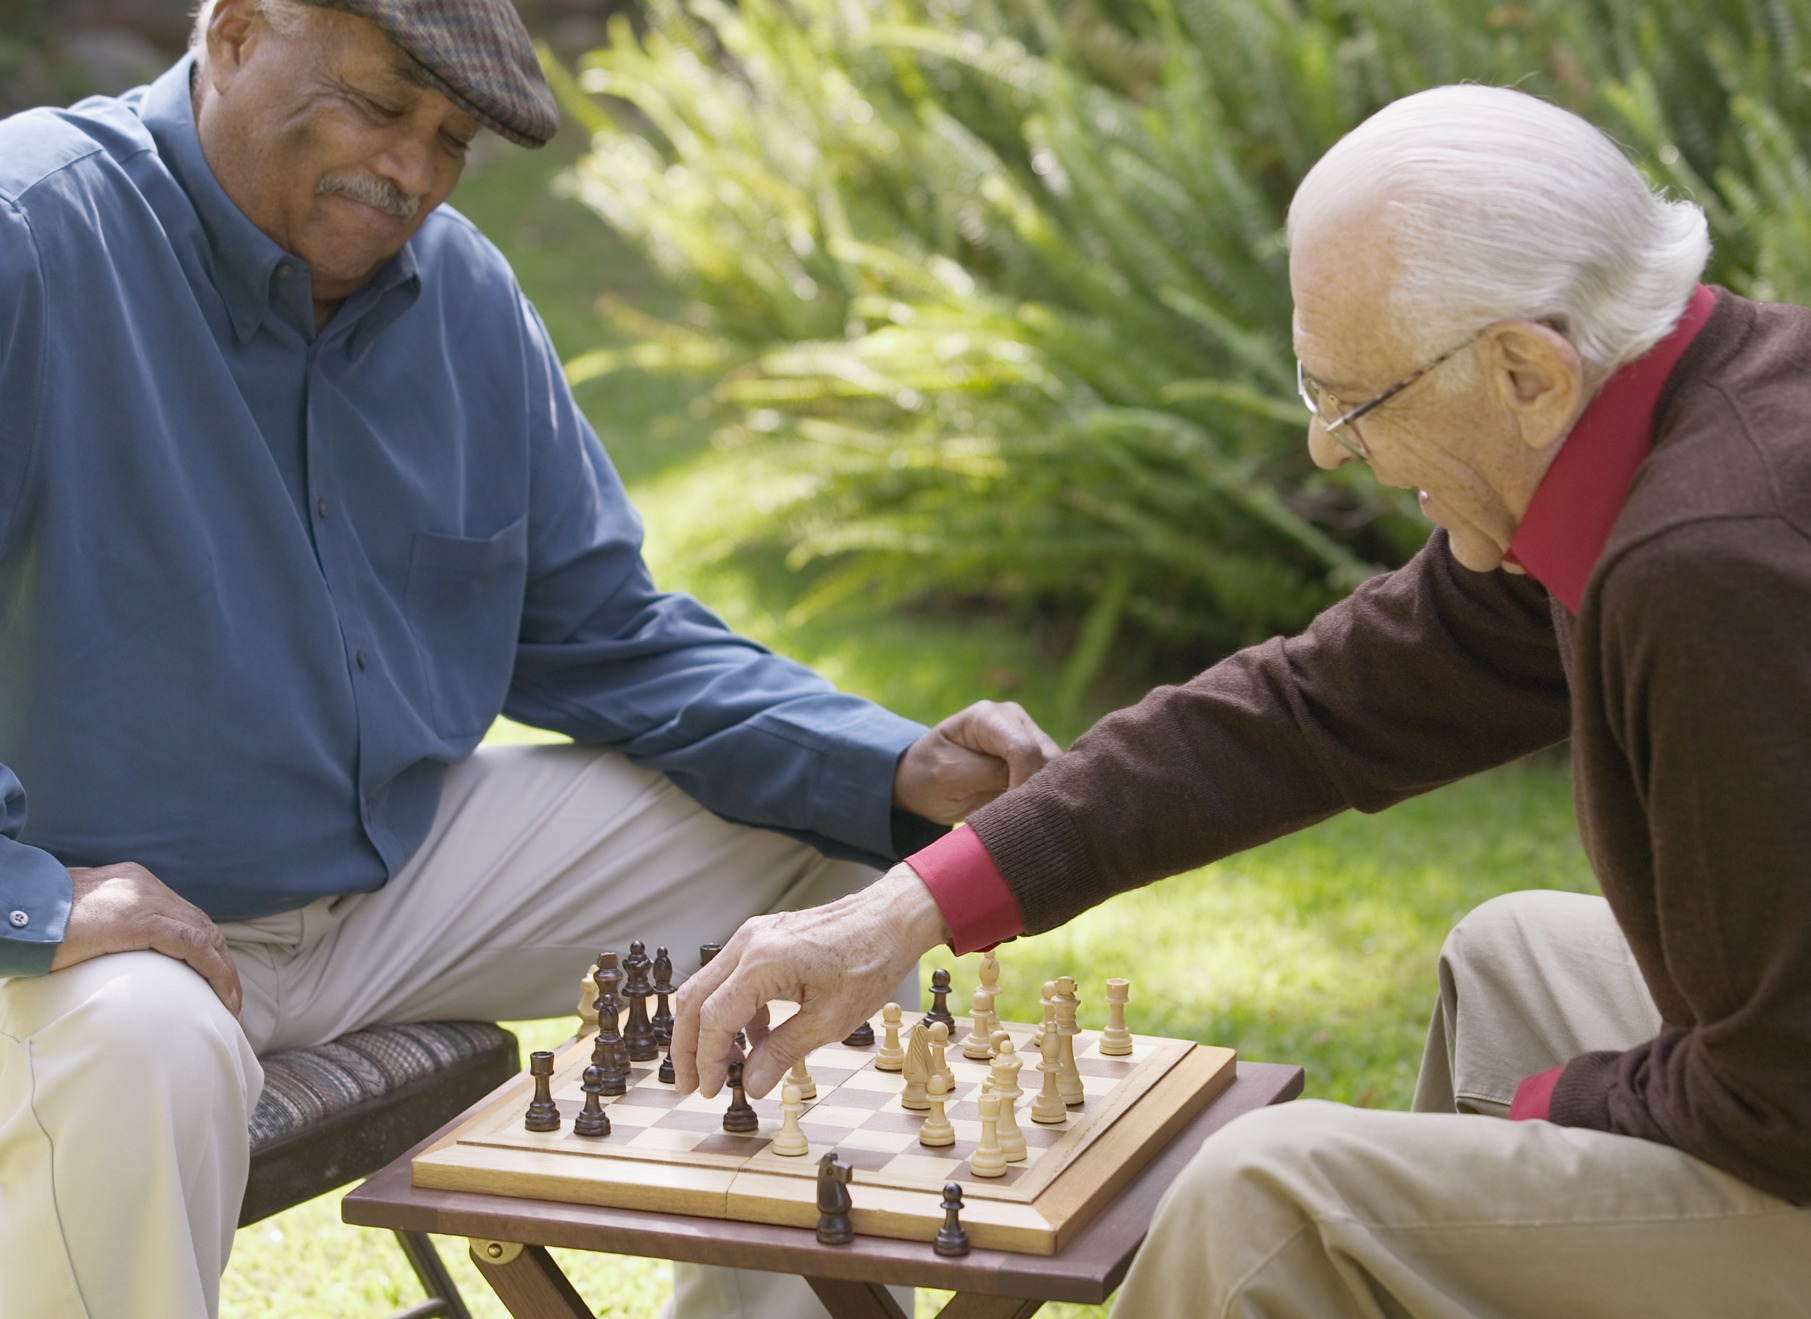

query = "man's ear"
202;0;263;92
1486;321;1584;453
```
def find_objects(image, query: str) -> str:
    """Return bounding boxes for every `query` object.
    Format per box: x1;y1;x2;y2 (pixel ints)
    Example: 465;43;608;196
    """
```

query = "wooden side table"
344;1060;1305;1319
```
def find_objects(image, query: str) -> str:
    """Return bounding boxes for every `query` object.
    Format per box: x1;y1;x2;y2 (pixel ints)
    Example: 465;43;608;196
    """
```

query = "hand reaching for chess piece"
670;864;952;1100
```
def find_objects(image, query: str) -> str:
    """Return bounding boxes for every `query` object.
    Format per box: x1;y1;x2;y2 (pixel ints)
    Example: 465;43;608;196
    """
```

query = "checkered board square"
414;1008;1238;1254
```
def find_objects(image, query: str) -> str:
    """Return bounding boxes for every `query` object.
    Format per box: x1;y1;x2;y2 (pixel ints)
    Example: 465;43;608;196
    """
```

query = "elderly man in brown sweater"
671;86;1811;1314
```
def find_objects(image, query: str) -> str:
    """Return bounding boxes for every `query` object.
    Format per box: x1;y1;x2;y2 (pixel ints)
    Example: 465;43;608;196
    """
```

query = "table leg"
468;1241;590;1319
933;1297;1045;1319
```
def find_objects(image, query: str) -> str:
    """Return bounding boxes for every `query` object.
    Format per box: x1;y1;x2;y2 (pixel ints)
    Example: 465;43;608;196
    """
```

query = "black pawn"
658;1049;676;1085
843;1019;876;1047
652;945;676;1046
573;1065;612;1137
922;967;956;1030
933;1182;970;1257
523;1051;561;1132
723;1061;760;1133
815;1152;854;1245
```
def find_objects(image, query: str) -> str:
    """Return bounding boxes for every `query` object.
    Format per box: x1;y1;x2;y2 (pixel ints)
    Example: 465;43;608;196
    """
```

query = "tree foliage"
553;0;1811;698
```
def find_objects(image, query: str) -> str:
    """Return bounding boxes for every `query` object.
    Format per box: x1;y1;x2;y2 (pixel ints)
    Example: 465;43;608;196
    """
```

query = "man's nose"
1306;416;1357;471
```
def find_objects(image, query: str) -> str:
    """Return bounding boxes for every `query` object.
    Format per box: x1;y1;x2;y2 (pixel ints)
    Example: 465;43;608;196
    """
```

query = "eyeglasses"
1296;331;1484;462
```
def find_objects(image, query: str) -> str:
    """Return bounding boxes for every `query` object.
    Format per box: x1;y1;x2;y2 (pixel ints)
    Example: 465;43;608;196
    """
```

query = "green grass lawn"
217;127;1597;1319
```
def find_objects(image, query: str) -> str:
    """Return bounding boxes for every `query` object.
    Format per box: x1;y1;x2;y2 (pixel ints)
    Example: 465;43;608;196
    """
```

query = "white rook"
1101;977;1134;1056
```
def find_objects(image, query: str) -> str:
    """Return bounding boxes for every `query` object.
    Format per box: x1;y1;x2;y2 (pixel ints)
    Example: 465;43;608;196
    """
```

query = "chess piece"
962;987;998;1060
1054;975;1084;1107
623;939;659;1062
573;1064;612;1137
928;1021;956;1093
787;1054;818;1101
970;1091;1007;1177
933;1183;970;1258
771;1083;809;1156
577;962;600;1030
843;1018;876;1047
876;1002;905;1071
590;962;629;1097
1101;977;1134;1056
900;1021;932;1110
815;1153;854;1245
723;1061;760;1133
923;967;956;1029
978;948;1000;1004
651;945;676;1046
523;1051;561;1132
657;1048;676;1085
1031;1021;1067;1125
587;950;618;1031
990;1039;1027;1161
919;1073;955;1147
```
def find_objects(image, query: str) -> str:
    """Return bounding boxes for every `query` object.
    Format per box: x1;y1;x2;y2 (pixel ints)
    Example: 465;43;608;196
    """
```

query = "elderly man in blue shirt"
0;1;1058;1314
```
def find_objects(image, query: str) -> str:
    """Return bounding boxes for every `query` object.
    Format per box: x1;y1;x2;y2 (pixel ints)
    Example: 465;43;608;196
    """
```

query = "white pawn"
771;1083;809;1156
920;1073;955;1147
1101;978;1134;1056
962;987;998;1060
1031;1021;1067;1125
929;1020;956;1093
787;1054;817;1101
876;1002;906;1071
991;1039;1027;1160
970;1092;1007;1177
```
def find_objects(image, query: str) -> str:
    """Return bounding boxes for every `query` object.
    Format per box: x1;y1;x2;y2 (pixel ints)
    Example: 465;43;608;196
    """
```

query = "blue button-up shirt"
0;58;931;976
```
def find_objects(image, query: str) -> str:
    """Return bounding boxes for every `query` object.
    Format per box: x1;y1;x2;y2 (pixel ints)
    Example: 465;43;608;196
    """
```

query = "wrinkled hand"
893;700;1061;824
670;864;950;1099
49;863;243;1016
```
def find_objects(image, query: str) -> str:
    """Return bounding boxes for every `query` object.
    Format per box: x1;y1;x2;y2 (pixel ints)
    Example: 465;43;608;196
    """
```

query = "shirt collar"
138;54;421;346
1507;284;1717;613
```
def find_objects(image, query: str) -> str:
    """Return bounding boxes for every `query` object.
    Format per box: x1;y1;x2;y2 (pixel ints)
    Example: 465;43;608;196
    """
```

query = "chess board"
413;1009;1237;1254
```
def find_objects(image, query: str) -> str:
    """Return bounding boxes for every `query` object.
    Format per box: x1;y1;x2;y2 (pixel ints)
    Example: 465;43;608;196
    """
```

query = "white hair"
190;0;319;49
1288;85;1711;382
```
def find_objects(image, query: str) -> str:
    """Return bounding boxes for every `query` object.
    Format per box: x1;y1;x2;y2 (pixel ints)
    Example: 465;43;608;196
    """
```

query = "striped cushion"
248;1021;516;1152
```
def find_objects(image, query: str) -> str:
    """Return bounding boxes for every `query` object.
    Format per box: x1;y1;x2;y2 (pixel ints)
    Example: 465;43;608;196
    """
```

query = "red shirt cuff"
905;826;1023;955
1508;1066;1564;1121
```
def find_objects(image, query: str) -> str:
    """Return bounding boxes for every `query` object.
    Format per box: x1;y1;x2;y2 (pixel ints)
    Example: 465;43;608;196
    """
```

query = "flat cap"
310;0;559;147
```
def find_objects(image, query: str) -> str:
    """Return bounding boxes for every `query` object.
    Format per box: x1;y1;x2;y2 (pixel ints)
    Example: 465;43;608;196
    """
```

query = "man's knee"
1440;889;1603;978
13;950;260;1123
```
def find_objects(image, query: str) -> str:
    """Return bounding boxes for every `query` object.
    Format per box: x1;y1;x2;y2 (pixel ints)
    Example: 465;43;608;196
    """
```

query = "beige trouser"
1115;890;1811;1318
0;744;901;1319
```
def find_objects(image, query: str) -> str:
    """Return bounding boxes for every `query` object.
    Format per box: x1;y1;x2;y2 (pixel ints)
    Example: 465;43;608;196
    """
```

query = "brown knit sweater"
967;291;1811;1204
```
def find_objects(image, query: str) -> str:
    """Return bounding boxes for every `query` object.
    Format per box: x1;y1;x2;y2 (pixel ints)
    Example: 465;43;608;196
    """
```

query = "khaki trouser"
1114;890;1811;1318
0;744;896;1319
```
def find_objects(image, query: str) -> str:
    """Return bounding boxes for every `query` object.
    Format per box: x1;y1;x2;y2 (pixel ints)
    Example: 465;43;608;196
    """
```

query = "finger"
670;939;742;1095
742;1004;842;1098
743;1001;774;1051
145;914;244;1017
692;965;770;1100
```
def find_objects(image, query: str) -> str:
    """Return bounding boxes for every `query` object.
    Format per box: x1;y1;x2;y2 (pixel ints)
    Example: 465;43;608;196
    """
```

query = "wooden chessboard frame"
413;1009;1237;1255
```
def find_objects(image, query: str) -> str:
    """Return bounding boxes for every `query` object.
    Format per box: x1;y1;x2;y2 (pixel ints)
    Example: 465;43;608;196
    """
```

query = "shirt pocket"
403;517;529;740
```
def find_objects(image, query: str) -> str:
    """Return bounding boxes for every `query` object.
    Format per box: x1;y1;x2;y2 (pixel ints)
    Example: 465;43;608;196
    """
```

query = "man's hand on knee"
50;863;243;1016
893;699;1062;823
670;863;950;1100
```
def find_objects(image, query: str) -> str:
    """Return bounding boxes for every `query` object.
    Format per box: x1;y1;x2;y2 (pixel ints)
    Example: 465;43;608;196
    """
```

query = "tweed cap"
308;0;558;147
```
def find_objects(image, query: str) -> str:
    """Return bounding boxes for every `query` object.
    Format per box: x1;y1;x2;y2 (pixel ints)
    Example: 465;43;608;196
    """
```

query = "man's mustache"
316;171;422;220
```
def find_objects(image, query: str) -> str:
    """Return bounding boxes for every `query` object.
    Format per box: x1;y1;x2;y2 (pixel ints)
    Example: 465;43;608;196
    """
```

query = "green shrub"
552;0;1811;703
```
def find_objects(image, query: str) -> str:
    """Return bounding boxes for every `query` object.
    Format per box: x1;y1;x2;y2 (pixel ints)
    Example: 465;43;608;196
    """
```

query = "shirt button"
316;498;329;518
8;910;27;928
356;651;368;670
277;264;294;279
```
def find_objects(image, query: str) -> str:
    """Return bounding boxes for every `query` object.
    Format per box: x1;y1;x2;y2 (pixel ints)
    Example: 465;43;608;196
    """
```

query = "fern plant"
554;0;1811;703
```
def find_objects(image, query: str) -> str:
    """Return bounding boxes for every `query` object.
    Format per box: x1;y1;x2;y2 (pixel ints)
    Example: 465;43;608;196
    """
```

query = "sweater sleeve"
967;530;1572;933
1551;518;1811;1204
